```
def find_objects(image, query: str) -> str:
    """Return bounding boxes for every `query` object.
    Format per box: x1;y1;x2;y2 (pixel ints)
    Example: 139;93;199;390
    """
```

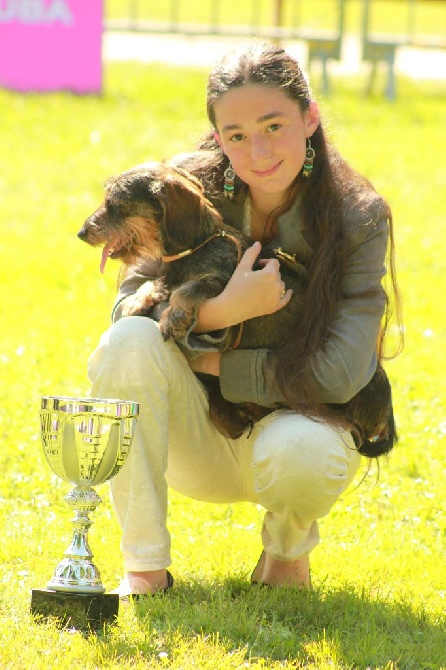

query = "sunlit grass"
0;61;445;669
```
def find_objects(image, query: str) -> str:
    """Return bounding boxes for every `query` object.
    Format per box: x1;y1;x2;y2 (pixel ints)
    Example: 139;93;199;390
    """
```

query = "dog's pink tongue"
100;245;112;274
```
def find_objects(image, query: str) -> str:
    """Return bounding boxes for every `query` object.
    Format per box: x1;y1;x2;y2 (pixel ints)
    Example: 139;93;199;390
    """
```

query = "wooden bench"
362;0;446;99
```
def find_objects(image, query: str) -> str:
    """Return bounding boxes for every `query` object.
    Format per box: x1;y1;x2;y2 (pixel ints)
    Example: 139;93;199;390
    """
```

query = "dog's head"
78;162;221;272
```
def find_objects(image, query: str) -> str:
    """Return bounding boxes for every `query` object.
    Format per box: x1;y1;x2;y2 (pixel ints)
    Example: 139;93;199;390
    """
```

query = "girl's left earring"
223;163;235;200
302;139;315;178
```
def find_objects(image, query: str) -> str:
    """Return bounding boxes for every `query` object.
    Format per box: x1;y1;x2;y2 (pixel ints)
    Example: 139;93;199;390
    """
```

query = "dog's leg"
159;276;226;341
121;280;168;318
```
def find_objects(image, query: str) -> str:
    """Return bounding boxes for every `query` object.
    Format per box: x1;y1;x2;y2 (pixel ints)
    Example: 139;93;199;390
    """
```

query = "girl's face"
213;83;319;205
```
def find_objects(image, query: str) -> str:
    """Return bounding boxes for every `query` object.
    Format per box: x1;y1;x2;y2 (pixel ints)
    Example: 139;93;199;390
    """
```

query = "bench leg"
384;53;396;101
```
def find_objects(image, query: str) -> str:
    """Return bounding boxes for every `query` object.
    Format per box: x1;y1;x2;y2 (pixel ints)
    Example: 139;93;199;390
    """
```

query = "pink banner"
0;0;102;93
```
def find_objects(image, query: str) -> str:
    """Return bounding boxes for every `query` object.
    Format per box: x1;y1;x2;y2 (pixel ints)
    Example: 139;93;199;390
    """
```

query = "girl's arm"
194;241;292;333
217;213;389;407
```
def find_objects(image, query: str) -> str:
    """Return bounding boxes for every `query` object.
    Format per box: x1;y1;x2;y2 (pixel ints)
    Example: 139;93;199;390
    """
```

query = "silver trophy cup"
32;396;139;628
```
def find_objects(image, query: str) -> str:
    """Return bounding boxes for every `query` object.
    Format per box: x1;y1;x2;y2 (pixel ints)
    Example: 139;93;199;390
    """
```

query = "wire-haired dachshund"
78;162;397;458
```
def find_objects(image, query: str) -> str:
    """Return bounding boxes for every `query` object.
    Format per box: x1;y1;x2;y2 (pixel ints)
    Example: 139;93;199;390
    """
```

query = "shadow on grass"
108;578;445;668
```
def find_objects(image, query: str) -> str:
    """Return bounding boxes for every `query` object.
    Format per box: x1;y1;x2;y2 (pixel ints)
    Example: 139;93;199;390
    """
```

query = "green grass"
0;59;445;669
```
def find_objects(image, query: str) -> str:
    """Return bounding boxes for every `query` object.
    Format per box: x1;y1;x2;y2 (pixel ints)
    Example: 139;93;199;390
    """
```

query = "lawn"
0;53;445;669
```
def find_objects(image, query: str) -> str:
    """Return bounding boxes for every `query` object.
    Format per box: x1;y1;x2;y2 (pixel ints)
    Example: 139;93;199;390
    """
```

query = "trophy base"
30;589;119;631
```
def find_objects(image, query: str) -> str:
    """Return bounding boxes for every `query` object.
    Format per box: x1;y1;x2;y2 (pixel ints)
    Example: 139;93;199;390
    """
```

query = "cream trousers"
88;317;361;572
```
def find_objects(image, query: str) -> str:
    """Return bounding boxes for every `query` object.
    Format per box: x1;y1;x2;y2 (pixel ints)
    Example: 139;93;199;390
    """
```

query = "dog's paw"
159;307;194;341
120;294;157;318
120;281;166;318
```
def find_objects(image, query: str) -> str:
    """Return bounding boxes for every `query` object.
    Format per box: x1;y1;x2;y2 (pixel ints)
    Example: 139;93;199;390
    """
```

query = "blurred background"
1;0;445;98
103;0;446;98
0;3;445;666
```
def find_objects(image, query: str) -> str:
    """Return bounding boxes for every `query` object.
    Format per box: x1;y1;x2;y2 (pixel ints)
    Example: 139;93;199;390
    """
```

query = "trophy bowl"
39;395;139;595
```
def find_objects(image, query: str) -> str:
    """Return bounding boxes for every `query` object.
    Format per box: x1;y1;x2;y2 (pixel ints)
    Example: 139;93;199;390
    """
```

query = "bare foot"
113;569;170;596
251;552;311;589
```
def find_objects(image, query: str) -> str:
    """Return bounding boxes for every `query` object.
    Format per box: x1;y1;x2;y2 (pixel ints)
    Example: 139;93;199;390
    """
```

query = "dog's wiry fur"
79;163;397;458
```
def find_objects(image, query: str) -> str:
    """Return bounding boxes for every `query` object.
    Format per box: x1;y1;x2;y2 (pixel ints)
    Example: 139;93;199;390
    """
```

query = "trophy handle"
47;485;105;594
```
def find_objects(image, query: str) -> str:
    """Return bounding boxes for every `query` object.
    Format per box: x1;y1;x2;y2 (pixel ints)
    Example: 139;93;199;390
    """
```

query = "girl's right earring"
223;163;235;199
302;139;315;178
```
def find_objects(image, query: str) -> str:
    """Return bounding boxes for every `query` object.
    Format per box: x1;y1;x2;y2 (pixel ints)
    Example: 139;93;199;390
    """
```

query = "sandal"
112;570;174;601
250;551;312;589
251;550;266;585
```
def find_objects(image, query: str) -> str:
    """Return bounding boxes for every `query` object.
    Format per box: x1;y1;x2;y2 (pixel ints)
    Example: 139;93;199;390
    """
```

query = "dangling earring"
223;163;235;199
303;139;315;178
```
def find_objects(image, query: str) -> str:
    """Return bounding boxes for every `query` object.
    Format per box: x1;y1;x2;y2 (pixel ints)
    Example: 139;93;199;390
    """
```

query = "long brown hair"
190;42;402;413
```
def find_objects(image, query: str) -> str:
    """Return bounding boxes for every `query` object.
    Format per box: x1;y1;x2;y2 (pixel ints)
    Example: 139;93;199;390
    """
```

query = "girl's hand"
194;241;293;332
187;351;221;376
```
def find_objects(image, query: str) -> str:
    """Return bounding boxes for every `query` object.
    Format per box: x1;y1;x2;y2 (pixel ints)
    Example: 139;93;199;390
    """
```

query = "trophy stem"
47;485;106;594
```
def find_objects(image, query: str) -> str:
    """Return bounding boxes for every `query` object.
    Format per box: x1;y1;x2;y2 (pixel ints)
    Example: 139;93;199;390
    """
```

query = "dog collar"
161;230;242;264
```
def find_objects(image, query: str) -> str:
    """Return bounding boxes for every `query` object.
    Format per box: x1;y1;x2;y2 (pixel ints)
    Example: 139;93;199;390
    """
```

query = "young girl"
88;42;400;596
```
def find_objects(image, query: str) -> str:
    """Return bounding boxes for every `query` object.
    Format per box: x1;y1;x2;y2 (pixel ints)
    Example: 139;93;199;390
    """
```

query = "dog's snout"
77;226;87;241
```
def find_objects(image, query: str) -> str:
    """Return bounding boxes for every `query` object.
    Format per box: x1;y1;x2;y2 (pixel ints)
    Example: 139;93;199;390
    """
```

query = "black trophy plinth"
31;589;119;630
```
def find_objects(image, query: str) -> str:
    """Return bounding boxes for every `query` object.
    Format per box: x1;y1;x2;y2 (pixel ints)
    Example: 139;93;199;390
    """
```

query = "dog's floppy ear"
159;169;215;252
